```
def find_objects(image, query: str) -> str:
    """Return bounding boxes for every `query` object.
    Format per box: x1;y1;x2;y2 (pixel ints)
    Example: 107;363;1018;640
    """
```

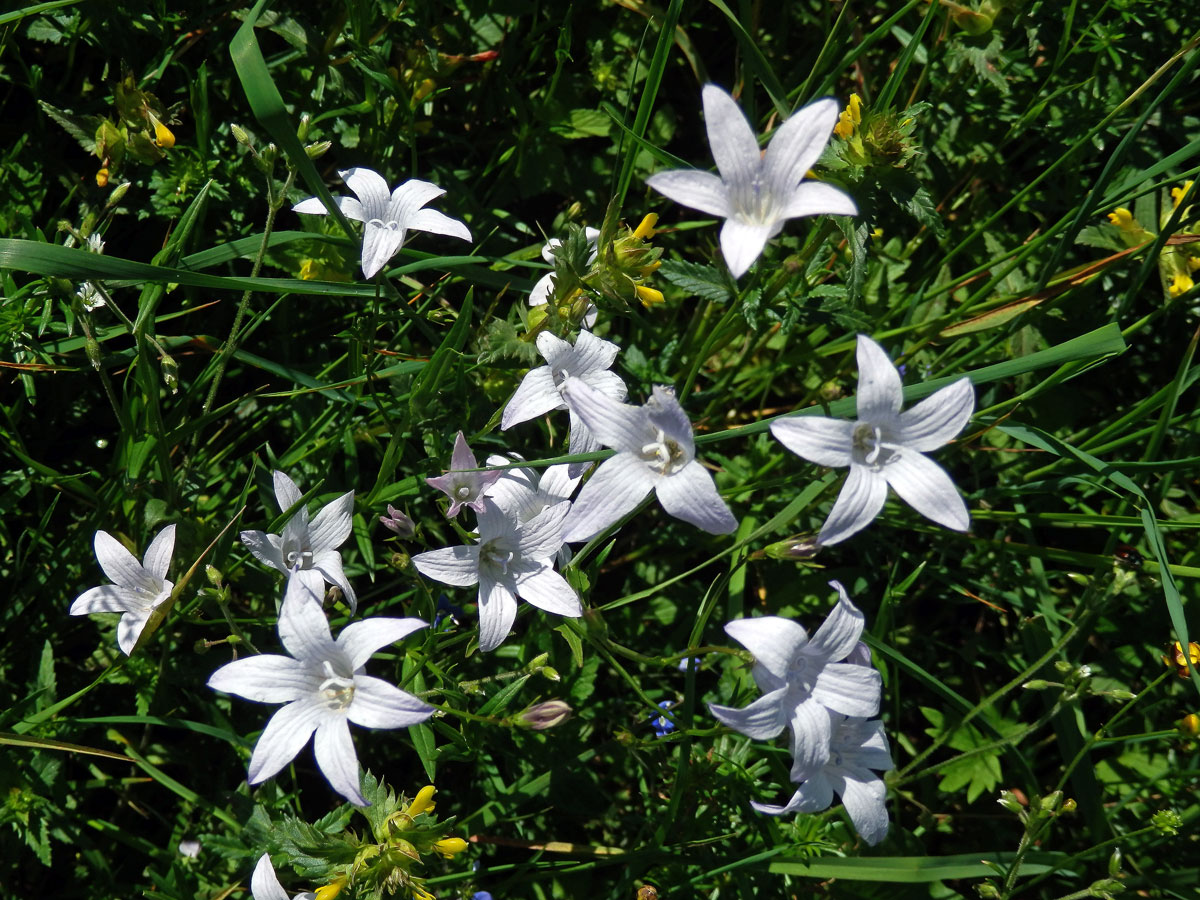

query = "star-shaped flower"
646;84;856;278
240;471;358;613
558;380;736;541
751;714;894;846
70;525;176;655
501;331;627;474
410;499;580;652
770;334;974;546
483;454;582;525
530;227;600;328
426;432;504;518
207;580;434;806
707;582;881;783
294;167;471;279
250;854;315;900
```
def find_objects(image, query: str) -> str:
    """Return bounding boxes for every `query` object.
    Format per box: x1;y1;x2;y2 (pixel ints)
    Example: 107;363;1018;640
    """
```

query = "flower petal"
412;545;481;587
895;377;974;451
529;272;555;306
360;221;405;279
645;386;695;455
207;655;311;703
655;461;737;534
571;330;621;373
644;169;733;218
817;464;888;546
561;377;653;453
750;786;806;816
514;500;570;560
272;470;303;514
781;180;858;219
142;524;176;581
94;531;155;593
502;365;563;429
241;529;286;573
338;617;429;669
278;577;336;661
561;454;657;543
309;490;355;554
293;196;329;216
247;698;325;784
347;676;435;729
855;334;903;423
724;616;809;687
341;168;391;220
477;576;518;652
770;416;855;467
708;686;789;740
251;854;292;900
702;84;761;191
71;585;134;615
387;178;445;221
312;550;356;614
751;774;835;816
408;207;471;242
516;566;581;617
806;581;865;662
813;663;882;718
884;450;969;531
762;97;840;195
837;767;890;845
313;717;366;806
788;699;833;782
117;610;152;656
719;218;776;279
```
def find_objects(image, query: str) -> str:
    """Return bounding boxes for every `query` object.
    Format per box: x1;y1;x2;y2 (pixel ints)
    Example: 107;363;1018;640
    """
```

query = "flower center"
367;218;400;231
852;422;903;467
830;750;845;767
318;660;356;710
285;548;314;570
480;540;515;575
640;429;687;474
454;484;473;501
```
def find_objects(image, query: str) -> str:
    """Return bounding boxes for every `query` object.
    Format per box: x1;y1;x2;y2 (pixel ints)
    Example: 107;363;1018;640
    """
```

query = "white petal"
502;366;563;429
762;97;840;195
529;272;555;306
813;663;882;718
855;334;904;423
207;655;311;703
708;686;789;740
750;787;806;816
515;500;570;559
655;462;737;534
387;178;446;221
561;454;657;542
94;531;155;593
341;167;391;219
347;676;435;729
408;207;471;242
272;470;303;514
117;610;152;656
644;169;732;218
895;377;975;451
247;698;325;784
645;386;695;453
360;221;405;279
312;550;356;614
241;529;287;574
293;196;329;216
561;377;653;453
788;700;833;782
449;430;477;471
278;577;336;661
817;465;888;546
477;576;518;652
571;330;621;373
338;617;428;669
313;717;366;806
781;181;858;219
71;585;134;616
837;767;890;845
724;617;809;685
516;566;581;616
336;195;365;222
752;773;835;816
719;218;776;279
142;524;176;581
702;84;762;191
309;490;355;553
412;545;481;587
884;451;970;531
251;854;291;900
806;582;865;662
770;416;855;467
538;464;582;503
580;369;628;403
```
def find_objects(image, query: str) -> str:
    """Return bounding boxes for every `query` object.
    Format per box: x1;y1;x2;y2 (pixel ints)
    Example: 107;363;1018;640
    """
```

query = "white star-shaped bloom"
751;714;894;846
70;525;176;655
530;227;600;327
558;379;736;541
207;580;433;806
646;84;856;278
426;431;504;518
483;454;581;525
240;471;358;613
410;499;581;652
708;581;881;783
250;854;315;900
770;334;974;546
294;167;471;279
501;331;627;475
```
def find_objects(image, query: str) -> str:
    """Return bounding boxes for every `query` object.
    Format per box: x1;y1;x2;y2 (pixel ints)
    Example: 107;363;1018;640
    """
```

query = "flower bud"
1151;808;1182;835
108;181;131;205
1108;847;1122;878
379;505;416;538
1022;680;1053;691
306;140;332;160
296;112;311;142
206;564;223;588
975;883;1001;899
1179;713;1200;736
314;874;347;900
231;123;252;146
538;665;561;682
1039;790;1063;813
433;837;468;858
762;535;821;560
525;652;550;672
161;353;179;394
1060;798;1077;814
1086;877;1124;899
85;335;103;371
997;790;1025;814
519;700;572;730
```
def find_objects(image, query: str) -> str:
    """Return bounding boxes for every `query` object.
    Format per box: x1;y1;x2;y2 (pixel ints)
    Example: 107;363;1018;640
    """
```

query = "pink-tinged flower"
426;431;503;518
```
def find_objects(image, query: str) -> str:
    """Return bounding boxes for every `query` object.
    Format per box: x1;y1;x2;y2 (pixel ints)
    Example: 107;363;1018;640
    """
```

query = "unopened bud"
1022;679;1053;691
1060;798;1076;814
108;181;131;204
997;790;1025;814
1179;712;1200;736
85;335;103;370
161;353;179;394
1086;877;1124;899
1054;660;1074;675
763;535;821;560
526;652;550;672
379;504;415;538
231;123;251;146
95;166;110;187
205;565;223;588
1151;808;1182;835
519;700;572;730
1108;847;1122;878
1039;790;1063;813
297;112;311;142
975;884;1001;899
432;837;468;859
306;140;332;160
538;666;561;682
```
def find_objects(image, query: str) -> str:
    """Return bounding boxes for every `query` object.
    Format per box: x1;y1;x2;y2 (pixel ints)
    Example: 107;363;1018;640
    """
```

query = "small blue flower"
650;700;676;738
433;595;465;631
473;892;493;900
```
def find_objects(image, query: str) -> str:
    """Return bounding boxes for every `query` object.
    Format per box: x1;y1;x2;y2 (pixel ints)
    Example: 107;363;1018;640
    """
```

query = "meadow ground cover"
2;1;1200;897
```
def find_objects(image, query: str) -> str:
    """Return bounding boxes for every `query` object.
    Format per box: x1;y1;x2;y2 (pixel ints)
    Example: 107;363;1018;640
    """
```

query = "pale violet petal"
94;531;154;593
71;585;134;616
561;377;653;453
841;720;895;772
708;686;788;740
272;470;303;514
561;454;657;543
884;451;970;532
580;369;628;403
644;386;695;455
336;195;365;222
308;490;355;554
360;221;405;279
477;576;518;652
117;610;152;656
338;617;428;669
837;767;890;845
781;180;858;219
806;582;865;662
723;617;809;684
762;97;840;195
655;461;737;534
813;663;882;718
246;697;325;784
412;545;481;587
749;787;806;816
502;366;563;429
449;430;477;471
516;566;581;617
340;167;392;220
311;549;356;614
241;529;286;573
855;334;904;423
895;377;975;452
534;331;573;368
817;464;888;546
788;700;833;782
645;169;733;218
719;218;776;279
251;854;292;900
753;773;835;816
702;84;762;191
770;416;856;467
386;178;446;222
347;676;435;729
207;655;311;703
514;500;571;560
278;577;336;661
408;207;471;242
571;330;621;373
142;524;176;581
313;717;366;806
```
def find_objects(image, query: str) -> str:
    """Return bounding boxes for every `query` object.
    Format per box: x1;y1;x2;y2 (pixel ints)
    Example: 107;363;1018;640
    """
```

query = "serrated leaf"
35;640;55;712
550;107;611;139
555;623;585;668
880;170;943;235
658;259;733;302
1076;224;1126;252
38;101;102;154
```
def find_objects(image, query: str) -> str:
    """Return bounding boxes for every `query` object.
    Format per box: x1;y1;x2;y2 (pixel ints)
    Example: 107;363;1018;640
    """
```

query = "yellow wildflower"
432;837;468;859
403;785;436;820
635;285;665;307
1163;640;1200;676
314;875;348;900
1107;208;1135;229
1180;713;1200;736
834;93;862;139
148;111;175;149
632;213;658;241
1170;181;1194;208
1169;273;1194;297
96;167;110;187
